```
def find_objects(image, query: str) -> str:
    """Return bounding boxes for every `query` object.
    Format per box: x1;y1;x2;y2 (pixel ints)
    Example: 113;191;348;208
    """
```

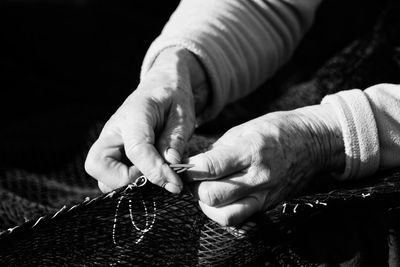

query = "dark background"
0;0;180;124
0;0;387;134
0;3;397;266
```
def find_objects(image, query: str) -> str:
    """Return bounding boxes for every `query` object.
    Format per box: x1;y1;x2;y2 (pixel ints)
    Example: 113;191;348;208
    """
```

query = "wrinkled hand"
85;48;208;194
185;104;344;226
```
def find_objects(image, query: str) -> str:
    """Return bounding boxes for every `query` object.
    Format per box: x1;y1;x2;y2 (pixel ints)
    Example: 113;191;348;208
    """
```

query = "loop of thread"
112;177;156;245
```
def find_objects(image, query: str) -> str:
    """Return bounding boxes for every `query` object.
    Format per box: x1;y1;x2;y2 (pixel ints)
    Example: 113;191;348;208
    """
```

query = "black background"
0;0;386;130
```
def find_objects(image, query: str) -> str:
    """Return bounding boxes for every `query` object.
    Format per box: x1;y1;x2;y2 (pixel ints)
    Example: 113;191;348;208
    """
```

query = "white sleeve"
140;0;321;122
322;84;400;180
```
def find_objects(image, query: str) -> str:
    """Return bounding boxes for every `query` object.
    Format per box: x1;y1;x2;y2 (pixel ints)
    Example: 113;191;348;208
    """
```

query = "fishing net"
1;124;400;266
1;0;400;266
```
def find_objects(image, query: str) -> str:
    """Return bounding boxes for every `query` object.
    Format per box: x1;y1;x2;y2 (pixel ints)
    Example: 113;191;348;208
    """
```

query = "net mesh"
1;1;400;266
2;159;400;266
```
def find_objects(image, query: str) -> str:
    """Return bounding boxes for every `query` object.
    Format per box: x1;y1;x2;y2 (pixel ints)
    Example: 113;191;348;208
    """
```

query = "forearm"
141;0;321;122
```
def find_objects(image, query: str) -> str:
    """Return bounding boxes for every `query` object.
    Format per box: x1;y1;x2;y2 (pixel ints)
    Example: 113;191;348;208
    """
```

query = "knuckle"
203;153;221;178
84;141;108;179
84;154;98;178
198;184;220;207
145;163;167;185
223;125;242;139
224;126;237;137
124;142;140;159
124;139;150;160
147;167;161;182
98;182;111;193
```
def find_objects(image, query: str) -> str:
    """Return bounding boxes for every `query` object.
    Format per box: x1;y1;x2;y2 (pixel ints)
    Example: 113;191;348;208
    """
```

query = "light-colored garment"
323;85;400;179
140;0;400;180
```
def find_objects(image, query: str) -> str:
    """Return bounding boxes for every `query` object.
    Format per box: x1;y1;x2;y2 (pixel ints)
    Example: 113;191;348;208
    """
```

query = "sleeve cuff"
321;89;380;180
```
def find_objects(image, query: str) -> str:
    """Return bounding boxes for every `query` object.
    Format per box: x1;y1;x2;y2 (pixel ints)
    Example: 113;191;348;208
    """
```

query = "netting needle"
169;163;195;174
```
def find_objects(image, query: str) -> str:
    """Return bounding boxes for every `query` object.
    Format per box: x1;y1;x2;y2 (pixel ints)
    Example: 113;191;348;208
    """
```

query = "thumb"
185;141;252;182
157;104;195;164
122;111;183;194
198;192;265;226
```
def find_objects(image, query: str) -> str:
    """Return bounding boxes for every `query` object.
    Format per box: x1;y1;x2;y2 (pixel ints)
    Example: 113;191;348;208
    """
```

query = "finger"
189;166;268;207
184;143;251;182
122;116;183;194
199;192;265;226
96;166;141;194
85;130;140;190
188;170;258;207
98;181;113;193
157;103;195;164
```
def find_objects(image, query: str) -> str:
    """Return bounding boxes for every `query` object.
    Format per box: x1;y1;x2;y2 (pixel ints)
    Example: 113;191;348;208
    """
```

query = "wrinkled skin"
85;48;206;194
185;106;344;226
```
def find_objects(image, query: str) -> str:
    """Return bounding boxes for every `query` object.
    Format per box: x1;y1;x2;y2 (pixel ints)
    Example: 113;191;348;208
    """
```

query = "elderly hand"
185;104;345;226
85;47;209;194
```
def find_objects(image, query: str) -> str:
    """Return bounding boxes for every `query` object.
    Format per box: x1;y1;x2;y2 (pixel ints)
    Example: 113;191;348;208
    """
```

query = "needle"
169;163;195;173
125;164;194;190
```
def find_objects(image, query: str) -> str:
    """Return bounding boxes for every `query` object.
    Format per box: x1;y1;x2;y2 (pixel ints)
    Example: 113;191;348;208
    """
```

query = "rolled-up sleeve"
141;0;321;122
322;84;400;180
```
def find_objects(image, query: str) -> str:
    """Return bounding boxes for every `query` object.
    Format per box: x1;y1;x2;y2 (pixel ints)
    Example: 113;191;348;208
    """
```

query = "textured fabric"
140;0;321;123
365;84;400;170
322;89;380;179
323;85;400;180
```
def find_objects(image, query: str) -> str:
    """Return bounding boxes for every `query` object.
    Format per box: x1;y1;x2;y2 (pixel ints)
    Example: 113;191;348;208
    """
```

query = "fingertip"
198;194;262;226
164;147;181;164
183;153;214;182
164;182;183;194
124;142;184;192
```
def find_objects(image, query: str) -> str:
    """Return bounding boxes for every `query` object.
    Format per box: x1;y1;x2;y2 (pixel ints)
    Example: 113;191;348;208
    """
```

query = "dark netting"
1;0;400;266
1;161;400;266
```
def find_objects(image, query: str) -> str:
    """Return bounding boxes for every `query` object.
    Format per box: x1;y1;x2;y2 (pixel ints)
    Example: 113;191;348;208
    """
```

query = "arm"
142;0;322;123
184;83;400;225
323;84;400;179
85;0;322;194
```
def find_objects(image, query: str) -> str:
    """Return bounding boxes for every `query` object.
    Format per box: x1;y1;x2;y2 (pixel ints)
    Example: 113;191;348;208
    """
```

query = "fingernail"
164;183;182;194
165;148;181;164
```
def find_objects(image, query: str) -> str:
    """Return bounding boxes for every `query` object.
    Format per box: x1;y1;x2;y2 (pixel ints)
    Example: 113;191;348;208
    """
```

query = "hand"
85;47;209;194
185;104;345;226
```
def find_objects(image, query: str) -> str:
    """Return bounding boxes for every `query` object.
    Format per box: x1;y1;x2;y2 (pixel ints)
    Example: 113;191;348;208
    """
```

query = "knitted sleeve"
140;0;321;123
322;84;400;180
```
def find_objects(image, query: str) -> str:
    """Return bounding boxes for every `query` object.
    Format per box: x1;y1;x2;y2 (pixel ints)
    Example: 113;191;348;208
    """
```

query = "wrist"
153;47;210;115
293;104;345;174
